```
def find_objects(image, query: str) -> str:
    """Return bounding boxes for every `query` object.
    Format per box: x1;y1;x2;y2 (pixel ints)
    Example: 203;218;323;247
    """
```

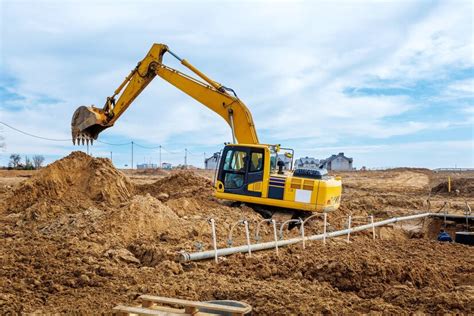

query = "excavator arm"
71;43;259;145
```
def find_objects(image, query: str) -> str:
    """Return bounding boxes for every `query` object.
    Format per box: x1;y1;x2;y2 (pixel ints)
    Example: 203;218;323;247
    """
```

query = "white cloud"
0;0;472;167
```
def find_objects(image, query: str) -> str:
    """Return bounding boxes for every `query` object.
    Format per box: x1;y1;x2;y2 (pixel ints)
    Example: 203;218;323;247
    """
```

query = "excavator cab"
215;144;342;215
216;145;267;198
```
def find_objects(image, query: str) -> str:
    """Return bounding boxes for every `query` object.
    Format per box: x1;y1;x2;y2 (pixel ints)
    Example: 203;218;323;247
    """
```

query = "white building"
295;157;320;169
161;162;172;169
320;152;353;171
205;152;221;170
137;163;158;169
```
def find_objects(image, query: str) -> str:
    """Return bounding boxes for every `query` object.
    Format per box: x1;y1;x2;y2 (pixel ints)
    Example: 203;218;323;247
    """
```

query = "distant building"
205;152;221;170
137;163;158;169
161;162;172;170
295;157;320;169
320;152;353;171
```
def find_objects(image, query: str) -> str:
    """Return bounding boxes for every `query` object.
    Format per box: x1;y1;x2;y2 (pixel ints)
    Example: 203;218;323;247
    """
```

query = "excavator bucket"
71;106;110;145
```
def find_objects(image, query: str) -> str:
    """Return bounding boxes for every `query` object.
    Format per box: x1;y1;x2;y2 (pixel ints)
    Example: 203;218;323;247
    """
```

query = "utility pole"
203;152;206;169
159;145;162;169
184;148;187;169
110;151;113;162
131;141;134;170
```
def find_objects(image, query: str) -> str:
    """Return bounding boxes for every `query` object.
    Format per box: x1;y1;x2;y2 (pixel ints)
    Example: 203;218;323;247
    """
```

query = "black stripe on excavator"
268;186;284;200
269;182;285;187
269;177;285;182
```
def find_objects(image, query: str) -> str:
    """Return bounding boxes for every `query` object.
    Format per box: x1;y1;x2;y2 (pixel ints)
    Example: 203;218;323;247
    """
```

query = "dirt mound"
431;178;474;197
104;194;181;244
32;194;181;248
5;151;133;216
138;172;213;200
207;239;473;314
339;192;425;217
134;169;170;176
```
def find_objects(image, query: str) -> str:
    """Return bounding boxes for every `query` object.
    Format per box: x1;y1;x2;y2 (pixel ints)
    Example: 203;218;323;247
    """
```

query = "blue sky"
0;0;473;169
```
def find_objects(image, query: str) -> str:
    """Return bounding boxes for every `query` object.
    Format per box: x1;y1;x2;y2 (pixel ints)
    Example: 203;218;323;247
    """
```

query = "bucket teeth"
72;133;94;146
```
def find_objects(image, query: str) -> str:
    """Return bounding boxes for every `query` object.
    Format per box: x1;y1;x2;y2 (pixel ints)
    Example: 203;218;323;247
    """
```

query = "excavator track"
243;203;309;229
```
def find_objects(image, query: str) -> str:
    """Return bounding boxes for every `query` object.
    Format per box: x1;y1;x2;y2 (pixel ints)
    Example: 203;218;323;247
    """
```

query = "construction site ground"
0;152;473;314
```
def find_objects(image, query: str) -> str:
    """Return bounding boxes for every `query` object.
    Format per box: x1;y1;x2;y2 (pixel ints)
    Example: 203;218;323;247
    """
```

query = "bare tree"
9;154;21;168
32;155;45;169
24;156;33;170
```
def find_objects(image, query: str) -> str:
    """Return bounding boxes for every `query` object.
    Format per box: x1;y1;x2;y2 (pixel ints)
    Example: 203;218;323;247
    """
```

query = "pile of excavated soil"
3;151;133;217
431;178;474;197
340;170;431;194
137;172;213;200
339;191;425;217
35;194;182;246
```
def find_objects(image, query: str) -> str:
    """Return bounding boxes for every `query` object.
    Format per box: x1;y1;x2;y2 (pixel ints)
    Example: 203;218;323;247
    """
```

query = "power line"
0;121;218;162
0;121;70;142
161;147;181;155
95;139;131;146
133;142;162;149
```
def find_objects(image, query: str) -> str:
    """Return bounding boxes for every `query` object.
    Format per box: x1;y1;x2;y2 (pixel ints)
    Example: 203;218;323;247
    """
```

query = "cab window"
223;149;247;171
223;149;247;189
249;151;263;172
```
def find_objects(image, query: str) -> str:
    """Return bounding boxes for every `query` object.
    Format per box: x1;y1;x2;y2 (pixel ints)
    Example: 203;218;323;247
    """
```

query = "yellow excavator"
71;43;342;219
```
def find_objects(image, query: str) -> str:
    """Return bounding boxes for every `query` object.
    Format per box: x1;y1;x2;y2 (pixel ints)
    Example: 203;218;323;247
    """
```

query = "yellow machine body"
214;144;341;213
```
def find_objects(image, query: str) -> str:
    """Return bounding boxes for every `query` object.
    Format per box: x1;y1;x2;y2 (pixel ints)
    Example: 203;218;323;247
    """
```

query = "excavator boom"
71;43;258;145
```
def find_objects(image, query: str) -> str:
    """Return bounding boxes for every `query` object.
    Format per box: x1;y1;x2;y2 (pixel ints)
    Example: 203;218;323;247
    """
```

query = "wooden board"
139;295;251;314
113;305;183;316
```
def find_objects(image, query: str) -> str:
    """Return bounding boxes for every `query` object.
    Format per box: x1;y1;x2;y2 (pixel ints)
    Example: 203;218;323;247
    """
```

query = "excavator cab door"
217;145;264;197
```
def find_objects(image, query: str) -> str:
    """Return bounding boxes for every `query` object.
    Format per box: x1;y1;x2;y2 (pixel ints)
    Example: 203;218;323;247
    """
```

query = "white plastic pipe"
227;219;245;246
255;218;272;242
323;213;327;245
370;215;375;240
272;219;279;256
179;212;436;262
209;219;218;263
300;221;306;249
347;215;352;243
244;220;251;257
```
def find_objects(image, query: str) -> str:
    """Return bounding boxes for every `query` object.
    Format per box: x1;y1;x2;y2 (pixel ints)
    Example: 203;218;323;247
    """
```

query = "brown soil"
2;151;133;218
431;178;474;197
0;153;473;314
138;172;214;200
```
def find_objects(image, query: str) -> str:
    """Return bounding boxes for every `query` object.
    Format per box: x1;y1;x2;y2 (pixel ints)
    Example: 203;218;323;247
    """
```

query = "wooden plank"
139;295;251;314
152;306;186;314
184;306;198;315
113;305;184;316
